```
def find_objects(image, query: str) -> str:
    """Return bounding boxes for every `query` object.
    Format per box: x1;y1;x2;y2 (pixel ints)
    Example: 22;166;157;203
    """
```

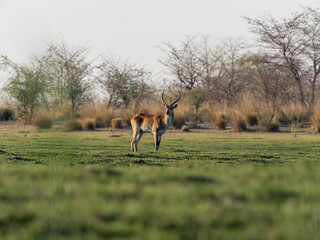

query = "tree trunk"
195;107;199;128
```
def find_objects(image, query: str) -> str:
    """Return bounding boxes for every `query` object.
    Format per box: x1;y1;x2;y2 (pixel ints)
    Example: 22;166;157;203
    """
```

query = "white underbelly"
141;126;152;133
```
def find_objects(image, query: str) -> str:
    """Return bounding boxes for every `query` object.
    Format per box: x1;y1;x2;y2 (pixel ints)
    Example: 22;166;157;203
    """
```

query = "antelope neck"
162;111;174;128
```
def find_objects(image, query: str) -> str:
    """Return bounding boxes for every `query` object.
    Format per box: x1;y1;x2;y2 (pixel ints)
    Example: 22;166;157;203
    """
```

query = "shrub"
0;108;15;121
82;118;96;130
264;122;280;132
232;113;247;132
181;125;190;132
111;118;122;128
212;112;228;130
62;120;83;132
33;115;53;129
246;113;258;126
276;111;290;125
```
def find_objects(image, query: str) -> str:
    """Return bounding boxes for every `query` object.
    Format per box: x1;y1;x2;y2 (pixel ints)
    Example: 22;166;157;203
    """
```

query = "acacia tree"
0;56;47;120
97;57;153;109
41;42;93;115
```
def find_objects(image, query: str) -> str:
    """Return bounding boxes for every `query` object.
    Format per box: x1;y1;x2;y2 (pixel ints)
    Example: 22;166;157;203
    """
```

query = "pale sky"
0;0;319;74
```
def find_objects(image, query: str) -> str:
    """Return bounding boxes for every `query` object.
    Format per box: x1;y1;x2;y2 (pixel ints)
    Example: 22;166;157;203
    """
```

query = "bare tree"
246;12;308;106
197;36;223;102
217;38;250;103
300;7;320;108
247;54;295;122
97;57;153;109
159;36;202;90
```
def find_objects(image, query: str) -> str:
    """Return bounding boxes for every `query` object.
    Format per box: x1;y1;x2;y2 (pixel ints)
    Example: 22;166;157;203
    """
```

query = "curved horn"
161;90;169;107
170;90;181;106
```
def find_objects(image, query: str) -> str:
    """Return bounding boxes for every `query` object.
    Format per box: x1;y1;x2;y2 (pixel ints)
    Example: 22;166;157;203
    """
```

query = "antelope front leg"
131;130;139;152
153;132;159;151
158;134;162;148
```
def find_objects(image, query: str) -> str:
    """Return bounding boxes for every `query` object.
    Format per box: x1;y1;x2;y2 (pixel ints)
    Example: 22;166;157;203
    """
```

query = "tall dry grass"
212;111;228;130
310;106;320;132
278;103;309;125
80;103;114;128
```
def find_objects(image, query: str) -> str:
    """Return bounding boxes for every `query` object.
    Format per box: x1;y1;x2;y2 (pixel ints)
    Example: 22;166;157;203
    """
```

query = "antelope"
130;90;181;151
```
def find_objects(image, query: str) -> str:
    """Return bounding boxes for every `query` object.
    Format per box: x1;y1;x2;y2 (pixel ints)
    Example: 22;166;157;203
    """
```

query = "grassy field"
0;127;319;239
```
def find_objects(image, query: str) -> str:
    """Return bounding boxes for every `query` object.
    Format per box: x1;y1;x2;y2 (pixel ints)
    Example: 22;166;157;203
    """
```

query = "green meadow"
0;128;319;240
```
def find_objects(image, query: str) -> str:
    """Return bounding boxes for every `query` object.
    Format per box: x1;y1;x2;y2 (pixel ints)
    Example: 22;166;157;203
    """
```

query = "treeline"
1;6;320;131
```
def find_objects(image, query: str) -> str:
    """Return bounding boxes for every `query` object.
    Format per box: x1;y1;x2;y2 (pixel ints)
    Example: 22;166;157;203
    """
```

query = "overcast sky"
0;0;318;74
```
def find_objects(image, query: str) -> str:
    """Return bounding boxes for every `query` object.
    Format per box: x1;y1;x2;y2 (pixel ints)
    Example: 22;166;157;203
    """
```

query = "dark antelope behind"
130;90;181;151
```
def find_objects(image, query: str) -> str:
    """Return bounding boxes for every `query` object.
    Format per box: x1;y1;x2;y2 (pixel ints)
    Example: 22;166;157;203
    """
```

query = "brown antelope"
130;90;181;151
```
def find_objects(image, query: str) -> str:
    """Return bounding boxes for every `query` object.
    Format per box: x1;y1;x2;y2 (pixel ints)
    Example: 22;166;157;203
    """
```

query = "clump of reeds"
81;118;96;131
62;120;83;132
212;112;228;130
232;112;247;132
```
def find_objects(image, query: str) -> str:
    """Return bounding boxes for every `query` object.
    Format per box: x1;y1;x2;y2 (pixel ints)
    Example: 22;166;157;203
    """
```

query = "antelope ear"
172;104;178;109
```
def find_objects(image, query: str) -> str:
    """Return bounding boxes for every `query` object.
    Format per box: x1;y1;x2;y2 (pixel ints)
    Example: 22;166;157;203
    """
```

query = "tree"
159;36;202;90
245;8;320;108
97;57;153;109
189;87;206;127
217;38;250;103
300;7;320;108
197;36;223;102
246;54;294;122
41;42;93;115
1;56;47;120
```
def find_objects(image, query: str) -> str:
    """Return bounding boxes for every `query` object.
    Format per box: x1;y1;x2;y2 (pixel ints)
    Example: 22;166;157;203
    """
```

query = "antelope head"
161;90;181;118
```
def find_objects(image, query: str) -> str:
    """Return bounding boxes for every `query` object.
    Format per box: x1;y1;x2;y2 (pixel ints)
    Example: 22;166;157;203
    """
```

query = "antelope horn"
170;90;181;106
161;90;169;107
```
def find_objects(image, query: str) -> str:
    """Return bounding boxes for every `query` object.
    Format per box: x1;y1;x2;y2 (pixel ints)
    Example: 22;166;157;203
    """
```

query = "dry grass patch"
33;115;53;129
111;118;122;129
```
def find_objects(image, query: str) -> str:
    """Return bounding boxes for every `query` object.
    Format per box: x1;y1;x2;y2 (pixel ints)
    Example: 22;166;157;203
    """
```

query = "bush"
276;111;290;125
95;116;111;128
0;108;15;121
246;113;258;126
232;113;247;132
181;125;190;132
264;122;280;132
212;113;228;130
33;115;53;129
62;120;83;132
111;118;122;128
82;118;96;130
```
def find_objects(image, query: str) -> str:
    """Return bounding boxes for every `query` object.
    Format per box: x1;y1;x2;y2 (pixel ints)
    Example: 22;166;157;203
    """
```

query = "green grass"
0;128;320;239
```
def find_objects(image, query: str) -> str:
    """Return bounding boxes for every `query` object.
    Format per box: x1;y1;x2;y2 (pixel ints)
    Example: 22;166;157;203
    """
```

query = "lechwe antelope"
130;90;181;151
